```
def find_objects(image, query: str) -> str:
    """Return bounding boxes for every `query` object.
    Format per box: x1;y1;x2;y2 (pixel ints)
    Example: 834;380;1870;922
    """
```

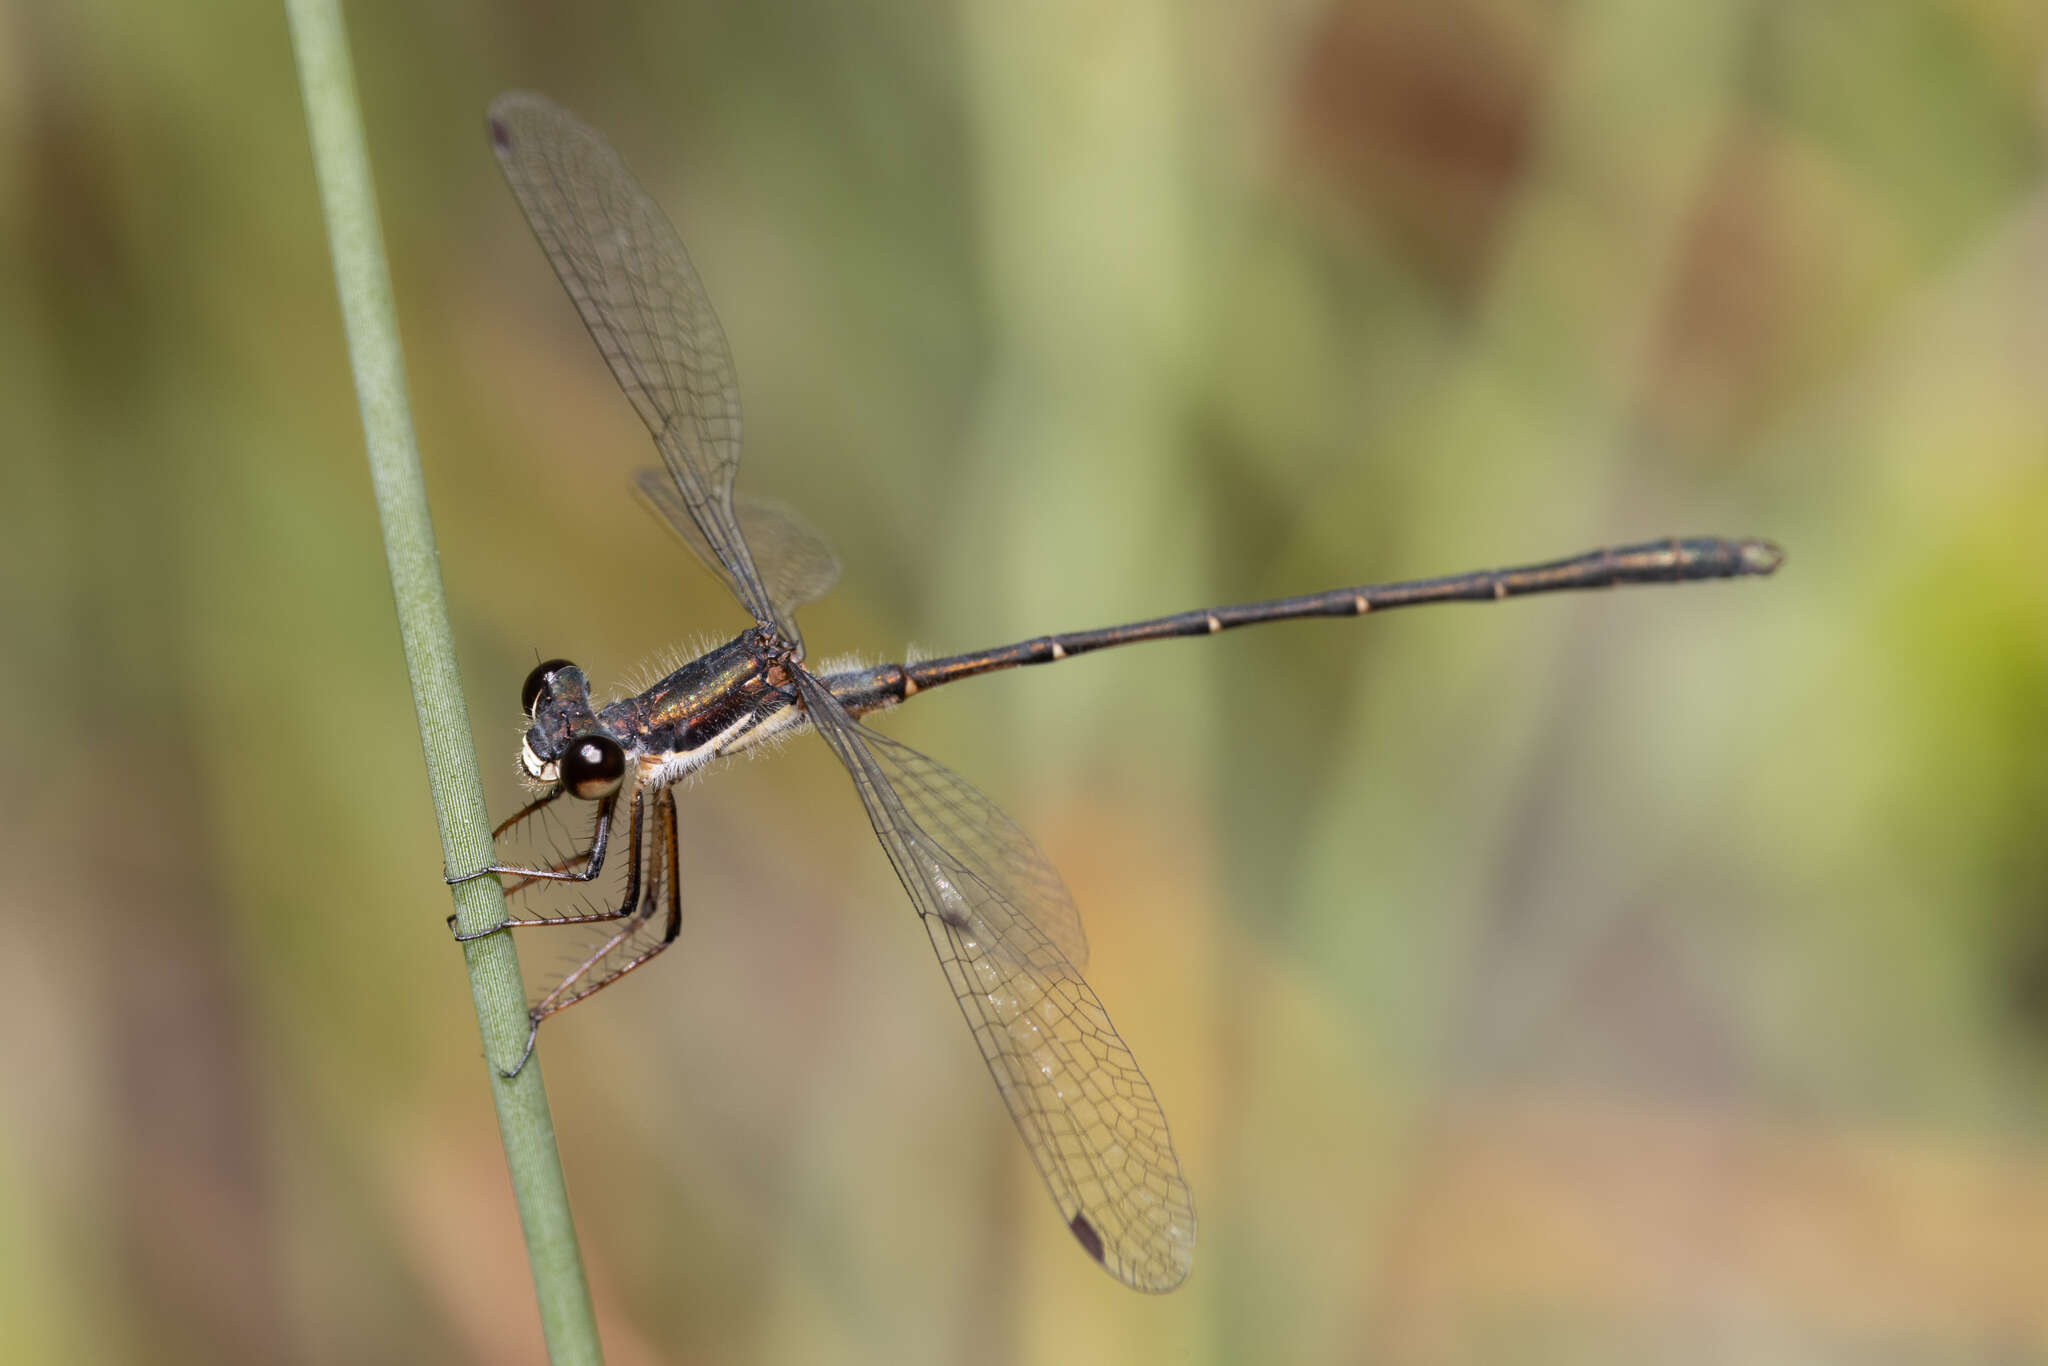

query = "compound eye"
560;735;626;800
521;658;577;715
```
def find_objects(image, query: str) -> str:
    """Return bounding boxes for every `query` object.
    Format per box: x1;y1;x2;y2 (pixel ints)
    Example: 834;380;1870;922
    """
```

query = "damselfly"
454;92;1783;1293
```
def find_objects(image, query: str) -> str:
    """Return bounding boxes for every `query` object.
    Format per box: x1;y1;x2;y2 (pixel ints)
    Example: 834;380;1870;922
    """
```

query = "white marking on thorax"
638;700;808;787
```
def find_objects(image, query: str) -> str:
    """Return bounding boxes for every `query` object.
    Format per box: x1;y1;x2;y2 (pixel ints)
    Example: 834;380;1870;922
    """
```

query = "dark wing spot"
1068;1214;1105;1265
488;116;512;150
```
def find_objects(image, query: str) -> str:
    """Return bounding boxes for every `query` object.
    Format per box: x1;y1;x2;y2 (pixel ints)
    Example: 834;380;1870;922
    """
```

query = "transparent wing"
633;469;840;644
803;691;1089;970
796;674;1193;1291
488;92;779;631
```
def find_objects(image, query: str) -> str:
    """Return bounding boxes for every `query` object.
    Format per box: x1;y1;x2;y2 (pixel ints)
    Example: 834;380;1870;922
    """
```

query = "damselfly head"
516;659;609;792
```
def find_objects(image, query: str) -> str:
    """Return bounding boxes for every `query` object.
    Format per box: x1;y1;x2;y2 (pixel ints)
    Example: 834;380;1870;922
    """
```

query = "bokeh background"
5;1;2048;1362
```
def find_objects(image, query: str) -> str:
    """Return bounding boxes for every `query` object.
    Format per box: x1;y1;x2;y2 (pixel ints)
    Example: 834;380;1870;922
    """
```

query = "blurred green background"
4;0;2047;1361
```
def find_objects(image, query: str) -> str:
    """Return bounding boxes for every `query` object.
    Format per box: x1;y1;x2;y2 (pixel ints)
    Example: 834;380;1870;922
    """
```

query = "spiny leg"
450;788;645;941
446;786;618;892
502;787;687;1076
532;786;684;1015
489;791;603;897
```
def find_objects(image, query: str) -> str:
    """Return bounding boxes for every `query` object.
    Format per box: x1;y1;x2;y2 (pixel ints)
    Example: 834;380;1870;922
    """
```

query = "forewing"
634;469;840;649
796;674;1193;1291
488;92;777;628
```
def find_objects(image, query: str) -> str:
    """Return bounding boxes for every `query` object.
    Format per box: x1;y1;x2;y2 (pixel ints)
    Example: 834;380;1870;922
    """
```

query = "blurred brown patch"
1289;0;1550;288
1643;120;1815;452
1368;1092;2048;1358
1291;6;1828;452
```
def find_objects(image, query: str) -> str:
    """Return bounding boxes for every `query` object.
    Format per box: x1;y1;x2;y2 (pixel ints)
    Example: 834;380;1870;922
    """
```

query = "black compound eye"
521;658;577;715
560;735;626;800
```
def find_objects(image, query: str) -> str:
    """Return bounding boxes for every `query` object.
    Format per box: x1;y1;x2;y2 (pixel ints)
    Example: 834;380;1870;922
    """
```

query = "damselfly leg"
477;785;683;1075
529;786;684;1020
447;786;617;902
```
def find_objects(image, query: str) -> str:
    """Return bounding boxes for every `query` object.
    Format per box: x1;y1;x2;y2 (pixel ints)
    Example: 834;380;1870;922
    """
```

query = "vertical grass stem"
284;4;605;1360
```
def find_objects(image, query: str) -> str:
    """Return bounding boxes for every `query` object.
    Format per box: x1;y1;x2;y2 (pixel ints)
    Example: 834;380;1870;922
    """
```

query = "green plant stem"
284;4;604;1361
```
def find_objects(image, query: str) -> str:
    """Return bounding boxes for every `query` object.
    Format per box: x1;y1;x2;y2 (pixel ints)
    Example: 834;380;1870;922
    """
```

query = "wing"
796;674;1194;1291
633;469;839;647
488;92;780;632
